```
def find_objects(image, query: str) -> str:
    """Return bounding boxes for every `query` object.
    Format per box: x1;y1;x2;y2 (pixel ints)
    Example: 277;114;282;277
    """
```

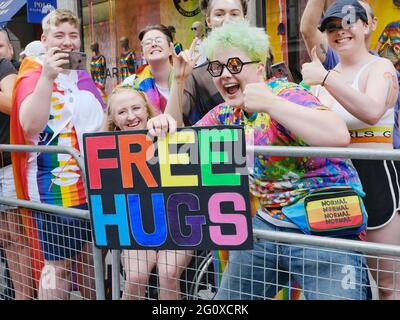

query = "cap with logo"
319;0;368;32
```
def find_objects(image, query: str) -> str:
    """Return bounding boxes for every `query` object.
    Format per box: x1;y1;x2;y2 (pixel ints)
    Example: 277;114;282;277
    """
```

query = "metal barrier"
110;146;400;300
2;144;400;300
0;144;105;300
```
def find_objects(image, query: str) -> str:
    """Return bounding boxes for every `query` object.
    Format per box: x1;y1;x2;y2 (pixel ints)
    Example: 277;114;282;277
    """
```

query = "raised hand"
171;38;201;82
301;46;328;86
41;47;70;82
147;113;177;138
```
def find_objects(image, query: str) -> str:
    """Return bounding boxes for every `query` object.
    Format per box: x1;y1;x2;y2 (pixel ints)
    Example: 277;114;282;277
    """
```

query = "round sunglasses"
207;57;260;77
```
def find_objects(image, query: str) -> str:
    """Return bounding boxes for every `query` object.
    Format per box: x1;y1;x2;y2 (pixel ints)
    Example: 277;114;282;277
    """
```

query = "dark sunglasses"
207;57;260;77
325;19;359;33
191;27;197;31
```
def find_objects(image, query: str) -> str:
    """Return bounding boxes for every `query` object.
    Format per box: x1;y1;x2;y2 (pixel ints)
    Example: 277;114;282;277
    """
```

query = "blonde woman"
105;86;191;300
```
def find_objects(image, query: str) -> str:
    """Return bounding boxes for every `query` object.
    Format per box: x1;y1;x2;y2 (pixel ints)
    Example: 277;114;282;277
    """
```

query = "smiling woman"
103;85;192;300
120;24;174;114
302;0;400;300
104;87;157;132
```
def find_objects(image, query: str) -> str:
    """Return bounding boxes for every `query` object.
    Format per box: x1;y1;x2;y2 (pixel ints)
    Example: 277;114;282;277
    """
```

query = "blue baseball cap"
319;0;368;32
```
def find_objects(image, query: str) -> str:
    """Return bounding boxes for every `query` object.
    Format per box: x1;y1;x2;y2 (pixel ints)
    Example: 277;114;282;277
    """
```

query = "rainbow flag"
10;57;45;289
133;64;172;114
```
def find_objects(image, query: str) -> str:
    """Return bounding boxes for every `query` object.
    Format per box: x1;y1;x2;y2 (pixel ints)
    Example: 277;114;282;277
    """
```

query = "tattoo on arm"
384;72;398;107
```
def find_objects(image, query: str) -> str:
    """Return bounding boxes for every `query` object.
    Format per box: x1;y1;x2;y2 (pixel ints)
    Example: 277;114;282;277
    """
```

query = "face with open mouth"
141;30;172;63
326;18;367;53
212;48;262;109
112;91;149;131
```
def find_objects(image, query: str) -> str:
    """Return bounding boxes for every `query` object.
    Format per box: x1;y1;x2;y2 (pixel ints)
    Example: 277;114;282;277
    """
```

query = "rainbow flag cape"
10;57;105;289
10;58;45;289
133;64;172;114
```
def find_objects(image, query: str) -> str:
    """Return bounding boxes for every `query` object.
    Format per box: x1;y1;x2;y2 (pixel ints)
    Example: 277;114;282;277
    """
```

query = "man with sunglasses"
182;0;249;126
149;21;370;300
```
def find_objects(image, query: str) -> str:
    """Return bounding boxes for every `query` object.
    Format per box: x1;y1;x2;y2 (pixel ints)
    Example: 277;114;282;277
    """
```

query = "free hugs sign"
83;126;253;250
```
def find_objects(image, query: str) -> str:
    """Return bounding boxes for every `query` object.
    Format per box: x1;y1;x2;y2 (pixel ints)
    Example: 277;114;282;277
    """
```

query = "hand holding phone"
55;50;87;70
271;62;294;82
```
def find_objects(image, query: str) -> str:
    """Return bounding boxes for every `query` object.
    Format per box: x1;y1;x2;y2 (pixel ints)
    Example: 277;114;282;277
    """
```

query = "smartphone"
56;51;87;70
271;61;293;82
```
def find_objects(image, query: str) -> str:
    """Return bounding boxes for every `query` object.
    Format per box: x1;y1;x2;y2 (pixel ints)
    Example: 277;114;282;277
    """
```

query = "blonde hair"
42;9;80;35
104;87;157;131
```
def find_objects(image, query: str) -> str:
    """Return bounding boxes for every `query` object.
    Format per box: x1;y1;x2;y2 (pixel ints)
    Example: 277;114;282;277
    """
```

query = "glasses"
191;27;198;31
141;37;167;47
207;57;260;77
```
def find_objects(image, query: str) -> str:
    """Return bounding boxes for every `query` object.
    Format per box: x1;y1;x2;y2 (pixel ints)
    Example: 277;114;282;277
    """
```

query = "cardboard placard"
83;126;253;250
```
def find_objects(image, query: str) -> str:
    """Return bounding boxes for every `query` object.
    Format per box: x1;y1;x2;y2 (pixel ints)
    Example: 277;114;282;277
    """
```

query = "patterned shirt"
379;21;400;45
90;54;106;89
196;79;364;224
119;51;135;82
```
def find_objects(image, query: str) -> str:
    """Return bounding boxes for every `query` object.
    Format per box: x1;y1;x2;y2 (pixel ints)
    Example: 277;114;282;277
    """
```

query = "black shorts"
352;159;400;229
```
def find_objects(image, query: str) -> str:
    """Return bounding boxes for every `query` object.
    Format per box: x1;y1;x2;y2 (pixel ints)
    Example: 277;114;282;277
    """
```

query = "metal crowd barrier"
2;145;400;300
110;146;400;300
0;144;105;300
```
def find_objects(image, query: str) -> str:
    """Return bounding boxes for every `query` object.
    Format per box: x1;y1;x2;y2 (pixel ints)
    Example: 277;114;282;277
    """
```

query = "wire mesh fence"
1;144;400;300
0;144;104;300
0;203;98;300
111;231;400;300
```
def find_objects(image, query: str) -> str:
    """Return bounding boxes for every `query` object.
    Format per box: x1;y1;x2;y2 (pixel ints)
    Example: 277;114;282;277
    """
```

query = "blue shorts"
214;215;370;300
34;204;91;261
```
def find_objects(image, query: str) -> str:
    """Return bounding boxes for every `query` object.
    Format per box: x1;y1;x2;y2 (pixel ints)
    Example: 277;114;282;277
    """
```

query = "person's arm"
19;48;70;136
244;81;350;147
182;73;196;119
0;73;16;115
164;40;200;127
299;0;329;62
302;49;399;125
324;59;399;125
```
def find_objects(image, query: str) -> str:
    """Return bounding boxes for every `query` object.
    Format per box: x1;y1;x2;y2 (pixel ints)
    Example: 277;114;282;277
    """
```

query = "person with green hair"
148;21;370;300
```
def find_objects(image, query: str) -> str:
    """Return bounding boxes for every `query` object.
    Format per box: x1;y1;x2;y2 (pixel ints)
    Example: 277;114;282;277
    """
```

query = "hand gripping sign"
83;126;253;250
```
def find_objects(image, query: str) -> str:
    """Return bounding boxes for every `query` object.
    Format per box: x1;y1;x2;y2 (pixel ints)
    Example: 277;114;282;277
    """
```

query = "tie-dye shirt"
11;57;105;207
119;51;136;82
196;79;364;224
133;65;172;114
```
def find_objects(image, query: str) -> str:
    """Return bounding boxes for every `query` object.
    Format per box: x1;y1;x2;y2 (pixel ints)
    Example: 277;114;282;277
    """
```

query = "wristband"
322;70;331;87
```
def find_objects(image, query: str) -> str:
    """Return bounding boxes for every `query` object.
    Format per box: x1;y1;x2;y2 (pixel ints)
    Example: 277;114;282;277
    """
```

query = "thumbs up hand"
301;46;328;86
243;82;281;114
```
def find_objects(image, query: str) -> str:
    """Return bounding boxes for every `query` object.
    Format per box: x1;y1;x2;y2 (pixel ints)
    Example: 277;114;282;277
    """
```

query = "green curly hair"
203;21;270;65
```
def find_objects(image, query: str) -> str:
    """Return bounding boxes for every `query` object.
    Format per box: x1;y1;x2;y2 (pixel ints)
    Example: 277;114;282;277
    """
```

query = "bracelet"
321;70;331;87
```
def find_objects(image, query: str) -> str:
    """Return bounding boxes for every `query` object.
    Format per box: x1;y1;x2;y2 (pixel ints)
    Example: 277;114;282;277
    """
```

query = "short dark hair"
199;0;248;16
138;24;173;43
167;25;176;34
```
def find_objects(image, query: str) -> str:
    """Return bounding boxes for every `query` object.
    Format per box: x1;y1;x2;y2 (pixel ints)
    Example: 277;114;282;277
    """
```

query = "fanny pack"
281;188;367;236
